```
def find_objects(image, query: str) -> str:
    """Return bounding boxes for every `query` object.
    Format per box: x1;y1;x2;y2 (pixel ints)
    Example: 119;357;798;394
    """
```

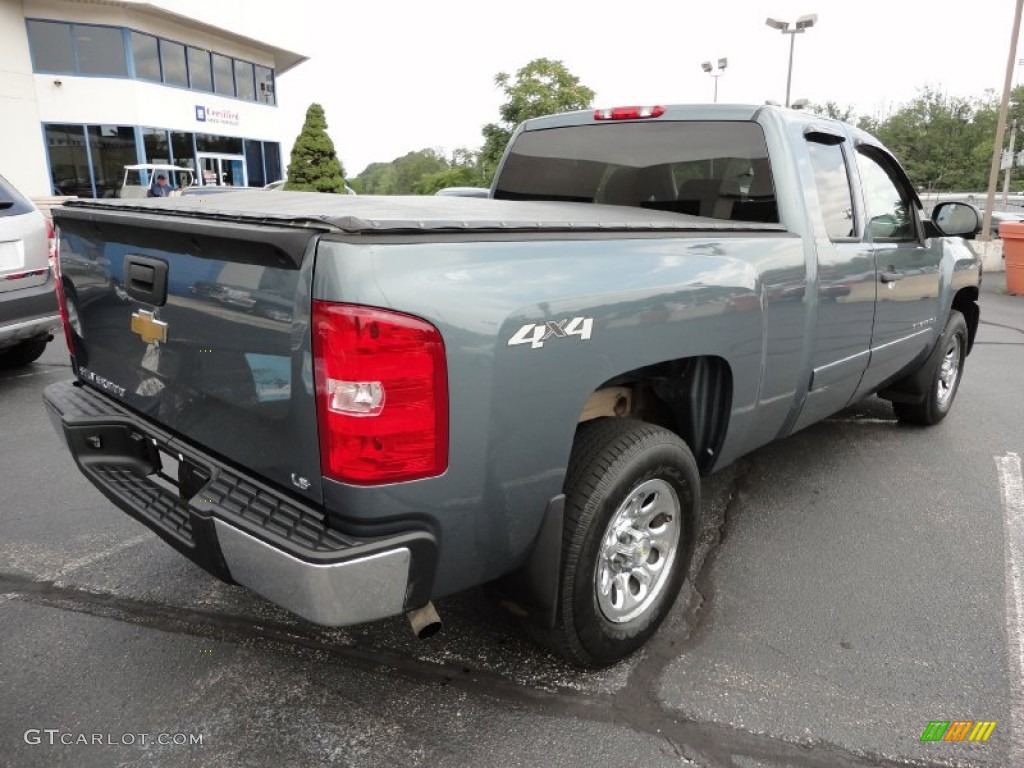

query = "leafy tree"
352;150;445;195
480;58;596;181
353;148;486;195
807;101;859;122
285;103;347;193
413;149;486;194
390;149;449;194
870;87;991;191
349;161;391;195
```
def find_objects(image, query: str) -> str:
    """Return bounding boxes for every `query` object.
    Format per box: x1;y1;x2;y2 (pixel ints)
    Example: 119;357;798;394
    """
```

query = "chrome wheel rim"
595;478;681;624
936;334;962;408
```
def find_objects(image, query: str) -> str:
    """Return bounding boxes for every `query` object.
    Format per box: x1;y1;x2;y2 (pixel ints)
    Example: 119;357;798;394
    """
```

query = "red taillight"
312;302;448;485
50;223;74;354
593;105;665;121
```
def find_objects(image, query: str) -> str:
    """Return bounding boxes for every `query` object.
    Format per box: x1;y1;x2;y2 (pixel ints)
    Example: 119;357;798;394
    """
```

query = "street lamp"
765;14;817;107
701;57;727;103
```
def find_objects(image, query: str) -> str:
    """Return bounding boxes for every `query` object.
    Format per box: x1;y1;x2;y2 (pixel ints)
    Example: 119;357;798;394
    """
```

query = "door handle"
123;255;169;306
879;270;903;283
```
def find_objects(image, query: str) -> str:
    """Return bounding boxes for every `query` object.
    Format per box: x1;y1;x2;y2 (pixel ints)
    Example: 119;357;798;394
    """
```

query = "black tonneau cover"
59;191;786;235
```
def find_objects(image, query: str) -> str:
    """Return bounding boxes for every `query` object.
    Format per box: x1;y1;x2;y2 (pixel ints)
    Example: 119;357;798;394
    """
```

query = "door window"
858;149;917;242
807;142;855;241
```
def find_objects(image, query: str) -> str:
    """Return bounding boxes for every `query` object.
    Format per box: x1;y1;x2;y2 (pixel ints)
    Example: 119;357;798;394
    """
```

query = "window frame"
211;52;236;97
805;137;859;243
26;19;129;77
130;30;162;83
854;144;923;244
72;23;128;77
186;45;213;92
254;65;276;106
26;18;277;106
26;19;75;74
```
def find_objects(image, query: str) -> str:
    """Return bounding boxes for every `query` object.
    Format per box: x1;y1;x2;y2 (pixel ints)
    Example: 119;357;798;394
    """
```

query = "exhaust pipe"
407;601;442;639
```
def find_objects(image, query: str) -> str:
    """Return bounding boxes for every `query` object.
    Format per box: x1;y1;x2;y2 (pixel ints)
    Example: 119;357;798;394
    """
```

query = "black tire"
892;310;968;426
0;337;49;369
533;418;699;667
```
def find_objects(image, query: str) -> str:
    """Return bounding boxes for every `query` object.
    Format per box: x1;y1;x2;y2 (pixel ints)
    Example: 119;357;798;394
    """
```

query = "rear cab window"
494;121;778;223
0;174;36;217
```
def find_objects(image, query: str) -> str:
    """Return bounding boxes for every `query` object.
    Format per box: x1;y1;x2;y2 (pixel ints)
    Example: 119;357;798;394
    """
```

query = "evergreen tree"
285;103;347;193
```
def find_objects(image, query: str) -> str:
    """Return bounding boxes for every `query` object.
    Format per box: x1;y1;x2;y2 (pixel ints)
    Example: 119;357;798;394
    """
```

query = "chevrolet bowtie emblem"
130;309;168;344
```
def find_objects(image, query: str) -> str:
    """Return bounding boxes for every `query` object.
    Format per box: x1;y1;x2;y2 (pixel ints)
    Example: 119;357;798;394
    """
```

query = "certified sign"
194;104;240;127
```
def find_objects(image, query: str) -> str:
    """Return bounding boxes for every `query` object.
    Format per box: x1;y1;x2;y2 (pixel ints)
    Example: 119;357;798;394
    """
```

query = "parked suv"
0;174;57;368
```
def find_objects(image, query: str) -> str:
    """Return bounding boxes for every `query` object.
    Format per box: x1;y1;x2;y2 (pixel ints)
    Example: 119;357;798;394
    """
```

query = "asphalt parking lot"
1;278;1022;768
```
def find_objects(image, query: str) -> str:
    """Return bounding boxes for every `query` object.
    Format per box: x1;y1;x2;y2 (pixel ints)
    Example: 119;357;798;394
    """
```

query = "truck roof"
59;192;785;235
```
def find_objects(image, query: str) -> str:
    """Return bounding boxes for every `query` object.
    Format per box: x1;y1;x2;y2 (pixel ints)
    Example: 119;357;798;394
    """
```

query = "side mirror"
932;201;980;237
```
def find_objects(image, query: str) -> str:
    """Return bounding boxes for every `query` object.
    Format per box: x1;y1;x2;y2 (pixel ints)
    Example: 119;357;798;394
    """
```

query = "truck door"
791;132;876;431
852;146;941;397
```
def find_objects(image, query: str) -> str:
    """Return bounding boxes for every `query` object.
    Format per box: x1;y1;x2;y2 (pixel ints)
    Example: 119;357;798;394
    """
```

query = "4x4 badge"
130;309;168;344
507;316;593;349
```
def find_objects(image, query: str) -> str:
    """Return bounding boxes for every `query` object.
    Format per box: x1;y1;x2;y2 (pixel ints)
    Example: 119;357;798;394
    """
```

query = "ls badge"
131;309;168;344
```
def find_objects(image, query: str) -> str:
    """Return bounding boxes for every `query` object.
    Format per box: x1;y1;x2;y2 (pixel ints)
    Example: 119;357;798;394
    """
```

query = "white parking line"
996;451;1024;764
55;532;152;579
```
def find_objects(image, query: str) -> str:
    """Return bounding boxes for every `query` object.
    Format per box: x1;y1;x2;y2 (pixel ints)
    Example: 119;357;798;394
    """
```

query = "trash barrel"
999;221;1024;295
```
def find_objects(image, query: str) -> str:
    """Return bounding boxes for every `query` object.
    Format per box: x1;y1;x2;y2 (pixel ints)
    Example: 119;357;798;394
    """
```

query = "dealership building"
0;0;306;199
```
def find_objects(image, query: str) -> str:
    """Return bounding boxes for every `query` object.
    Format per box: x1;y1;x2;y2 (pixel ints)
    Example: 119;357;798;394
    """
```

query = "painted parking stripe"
996;452;1024;763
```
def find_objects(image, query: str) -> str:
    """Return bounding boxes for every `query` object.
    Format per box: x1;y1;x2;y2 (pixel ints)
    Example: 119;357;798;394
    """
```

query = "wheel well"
952;286;979;354
577;356;732;473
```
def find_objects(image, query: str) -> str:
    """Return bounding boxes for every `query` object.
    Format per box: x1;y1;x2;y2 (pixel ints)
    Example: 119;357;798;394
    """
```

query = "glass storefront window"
255;65;275;106
142;128;171;165
45;124;92;197
160;39;187;87
212;53;235;97
188;47;213;92
75;25;126;76
235;60;256;101
171;132;196;170
264;143;282;184
244;141;265;186
27;21;74;73
196;134;243;154
87;126;138;198
131;31;161;82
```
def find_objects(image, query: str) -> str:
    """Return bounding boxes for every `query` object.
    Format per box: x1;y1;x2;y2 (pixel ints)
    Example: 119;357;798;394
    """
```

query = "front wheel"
534;418;699;667
892;310;968;426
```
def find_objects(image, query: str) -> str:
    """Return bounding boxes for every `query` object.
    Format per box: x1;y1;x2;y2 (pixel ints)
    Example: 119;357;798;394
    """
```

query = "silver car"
0;174;58;368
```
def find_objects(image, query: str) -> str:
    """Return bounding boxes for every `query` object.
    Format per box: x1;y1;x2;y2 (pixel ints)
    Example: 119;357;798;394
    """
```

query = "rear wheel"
533;418;699;667
892;310;968;425
0;337;49;369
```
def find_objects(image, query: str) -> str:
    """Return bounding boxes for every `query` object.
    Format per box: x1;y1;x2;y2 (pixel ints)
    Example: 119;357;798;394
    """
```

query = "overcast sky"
148;0;1023;177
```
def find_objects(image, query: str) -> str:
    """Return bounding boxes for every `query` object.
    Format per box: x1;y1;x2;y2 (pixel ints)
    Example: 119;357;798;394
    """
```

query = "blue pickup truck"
44;104;981;666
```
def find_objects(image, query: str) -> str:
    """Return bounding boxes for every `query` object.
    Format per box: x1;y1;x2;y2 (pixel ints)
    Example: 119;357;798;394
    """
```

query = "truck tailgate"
53;204;327;504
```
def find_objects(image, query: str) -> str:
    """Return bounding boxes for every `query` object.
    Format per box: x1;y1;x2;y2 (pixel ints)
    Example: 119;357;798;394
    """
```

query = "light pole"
701;57;727;103
765;14;817;107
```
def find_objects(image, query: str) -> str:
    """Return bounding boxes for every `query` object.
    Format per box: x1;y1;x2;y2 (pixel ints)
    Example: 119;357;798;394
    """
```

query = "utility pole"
1003;118;1018;207
982;0;1024;241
